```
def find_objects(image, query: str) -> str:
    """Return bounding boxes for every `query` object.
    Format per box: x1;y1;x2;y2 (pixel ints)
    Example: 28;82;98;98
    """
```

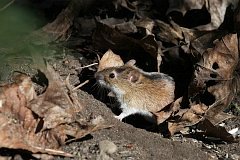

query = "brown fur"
95;63;175;113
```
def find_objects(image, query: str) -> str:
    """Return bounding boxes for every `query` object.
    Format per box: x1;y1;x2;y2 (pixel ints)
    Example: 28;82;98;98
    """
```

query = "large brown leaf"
97;49;124;72
190;33;239;124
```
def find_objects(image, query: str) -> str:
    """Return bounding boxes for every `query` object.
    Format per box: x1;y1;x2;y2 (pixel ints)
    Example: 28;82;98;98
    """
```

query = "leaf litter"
97;33;240;142
0;63;109;158
88;0;240;143
1;0;240;159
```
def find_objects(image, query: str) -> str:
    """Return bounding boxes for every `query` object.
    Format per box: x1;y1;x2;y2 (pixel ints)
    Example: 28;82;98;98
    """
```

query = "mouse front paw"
114;115;123;121
114;111;133;121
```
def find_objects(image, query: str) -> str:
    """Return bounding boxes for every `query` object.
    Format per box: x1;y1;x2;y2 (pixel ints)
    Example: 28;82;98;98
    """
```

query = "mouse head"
95;60;142;93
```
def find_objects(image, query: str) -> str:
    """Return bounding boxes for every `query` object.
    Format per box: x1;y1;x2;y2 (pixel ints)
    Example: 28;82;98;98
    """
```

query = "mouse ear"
128;70;140;83
125;59;136;66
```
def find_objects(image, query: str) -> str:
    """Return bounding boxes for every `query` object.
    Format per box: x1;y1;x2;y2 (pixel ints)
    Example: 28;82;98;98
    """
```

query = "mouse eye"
109;73;115;79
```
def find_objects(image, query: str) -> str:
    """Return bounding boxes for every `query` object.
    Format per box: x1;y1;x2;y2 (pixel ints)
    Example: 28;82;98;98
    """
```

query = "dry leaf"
113;0;136;12
197;119;236;142
155;19;184;45
29;64;81;130
115;21;138;34
154;105;173;125
154;97;182;124
93;20;138;50
168;104;207;135
169;33;239;141
93;18;160;58
167;0;205;16
167;0;238;30
167;34;239;140
31;0;101;43
0;64;109;158
191;34;239;124
134;18;155;35
0;73;72;157
98;49;124;72
189;31;226;55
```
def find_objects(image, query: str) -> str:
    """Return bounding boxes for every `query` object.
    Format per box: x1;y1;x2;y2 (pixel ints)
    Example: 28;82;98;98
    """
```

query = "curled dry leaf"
168;103;207;136
166;34;239;140
29;64;81;130
113;0;136;12
93;17;160;58
167;0;205;16
167;33;238;140
154;97;182;125
190;33;239;124
134;18;155;35
93;20;138;51
0;73;72;157
154;97;207;135
98;49;124;72
155;19;184;45
31;0;100;43
190;31;226;55
167;0;238;30
0;73;37;130
197;119;236;142
0;64;109;157
155;19;208;55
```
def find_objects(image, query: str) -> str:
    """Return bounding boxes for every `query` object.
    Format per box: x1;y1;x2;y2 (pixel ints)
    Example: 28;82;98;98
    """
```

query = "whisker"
92;82;107;101
91;82;99;92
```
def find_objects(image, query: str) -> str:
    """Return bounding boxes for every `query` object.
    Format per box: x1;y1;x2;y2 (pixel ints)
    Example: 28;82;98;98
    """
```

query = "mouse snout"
95;72;104;81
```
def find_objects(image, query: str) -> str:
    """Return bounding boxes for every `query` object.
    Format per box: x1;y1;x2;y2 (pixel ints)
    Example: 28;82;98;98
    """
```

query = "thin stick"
0;0;15;11
65;74;72;91
96;53;101;62
73;80;89;91
76;63;98;69
197;77;233;81
33;146;73;157
157;49;162;73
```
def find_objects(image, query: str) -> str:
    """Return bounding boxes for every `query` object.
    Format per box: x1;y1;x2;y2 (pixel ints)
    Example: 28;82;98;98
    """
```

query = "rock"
231;154;240;160
97;140;118;160
99;140;117;154
82;146;89;154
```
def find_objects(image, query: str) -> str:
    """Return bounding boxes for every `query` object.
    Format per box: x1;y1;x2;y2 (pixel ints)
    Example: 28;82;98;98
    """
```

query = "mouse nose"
94;72;104;81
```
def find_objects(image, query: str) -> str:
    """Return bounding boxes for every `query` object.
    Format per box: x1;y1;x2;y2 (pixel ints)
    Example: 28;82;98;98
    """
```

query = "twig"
65;74;72;91
76;62;98;69
65;74;89;91
157;49;162;73
96;53;101;62
197;77;233;81
73;80;89;91
0;0;15;11
33;146;73;157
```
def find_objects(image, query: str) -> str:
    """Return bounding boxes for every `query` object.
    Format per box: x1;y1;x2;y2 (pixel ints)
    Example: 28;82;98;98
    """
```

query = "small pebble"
97;140;118;160
99;140;117;154
231;154;240;160
82;146;89;154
